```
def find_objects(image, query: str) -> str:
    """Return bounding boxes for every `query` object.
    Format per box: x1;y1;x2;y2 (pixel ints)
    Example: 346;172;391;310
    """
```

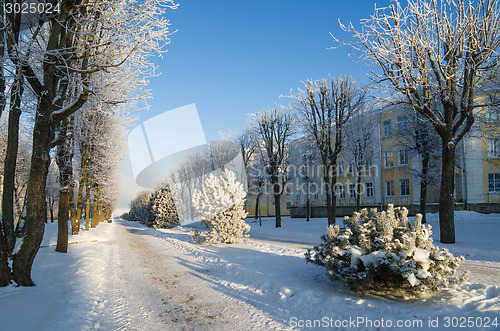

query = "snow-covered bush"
126;191;153;224
306;205;467;296
192;169;250;244
125;183;179;229
149;183;180;229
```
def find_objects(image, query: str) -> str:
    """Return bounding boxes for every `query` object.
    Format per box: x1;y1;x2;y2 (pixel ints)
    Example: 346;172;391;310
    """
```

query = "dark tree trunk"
254;194;260;219
329;172;338;225
439;140;456;244
270;171;281;228
49;205;54;223
274;193;281;228
12;100;53;286
305;197;310;222
55;119;73;253
324;176;333;226
420;154;429;224
2;67;24;253
0;226;11;286
355;171;362;211
55;190;69;253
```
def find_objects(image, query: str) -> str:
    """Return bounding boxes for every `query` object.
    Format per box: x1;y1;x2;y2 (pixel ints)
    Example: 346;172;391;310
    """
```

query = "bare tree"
343;107;378;211
287;77;365;225
390;105;442;223
338;0;500;243
251;108;293;228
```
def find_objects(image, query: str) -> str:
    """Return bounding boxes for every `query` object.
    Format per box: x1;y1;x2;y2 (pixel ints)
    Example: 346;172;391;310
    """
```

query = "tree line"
0;0;178;286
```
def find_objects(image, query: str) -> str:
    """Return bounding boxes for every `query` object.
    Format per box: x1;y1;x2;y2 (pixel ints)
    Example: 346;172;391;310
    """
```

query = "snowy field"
0;211;499;330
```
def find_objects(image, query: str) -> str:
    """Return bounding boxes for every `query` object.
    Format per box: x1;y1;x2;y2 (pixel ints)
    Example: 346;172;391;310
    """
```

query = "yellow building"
286;101;500;218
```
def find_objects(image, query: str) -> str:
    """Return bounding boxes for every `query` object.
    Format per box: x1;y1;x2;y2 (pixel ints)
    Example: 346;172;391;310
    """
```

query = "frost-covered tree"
287;78;365;225
251;108;293;228
192;170;250;244
306;205;467;296
393;105;442;223
149;182;180;229
5;0;178;286
127;191;153;224
337;0;500;243
343;107;377;210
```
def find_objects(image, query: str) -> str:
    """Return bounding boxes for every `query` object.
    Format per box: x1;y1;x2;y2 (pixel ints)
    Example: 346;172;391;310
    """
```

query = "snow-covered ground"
0;211;499;330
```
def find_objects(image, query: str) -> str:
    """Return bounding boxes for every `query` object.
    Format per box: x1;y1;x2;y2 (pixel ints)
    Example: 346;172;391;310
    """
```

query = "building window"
384;152;394;167
399;148;409;165
487;138;500;158
400;179;410;196
349;184;356;198
489;173;500;192
366;182;374;197
337;161;344;176
348;162;355;174
295;193;301;204
338;185;345;199
383;120;392;138
386;180;394;196
397;116;407;134
312;193;319;202
485;106;499;123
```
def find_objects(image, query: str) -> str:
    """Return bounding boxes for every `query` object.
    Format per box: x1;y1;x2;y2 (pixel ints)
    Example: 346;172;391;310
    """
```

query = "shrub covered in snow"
306;205;467;296
125;191;153;224
149;183;180;229
124;183;180;229
192;169;250;244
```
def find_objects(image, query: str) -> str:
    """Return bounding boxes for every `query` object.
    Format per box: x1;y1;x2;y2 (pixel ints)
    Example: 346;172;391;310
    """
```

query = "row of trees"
0;0;178;286
125;0;499;251
251;0;500;245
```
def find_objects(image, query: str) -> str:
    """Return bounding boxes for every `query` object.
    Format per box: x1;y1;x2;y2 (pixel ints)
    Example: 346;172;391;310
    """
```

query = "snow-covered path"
73;220;288;330
93;220;284;330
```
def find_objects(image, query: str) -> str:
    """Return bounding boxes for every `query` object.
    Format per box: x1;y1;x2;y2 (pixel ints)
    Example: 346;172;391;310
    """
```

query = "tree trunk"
0;229;10;286
324;177;333;226
76;174;85;228
49;205;54;223
1;67;24;253
439;140;456;244
254;194;260;219
69;188;79;234
12;101;52;286
356;171;362;211
85;184;91;231
305;197;310;222
329;173;338;225
55;119;73;253
55;190;69;253
91;187;99;228
420;154;429;224
274;193;281;228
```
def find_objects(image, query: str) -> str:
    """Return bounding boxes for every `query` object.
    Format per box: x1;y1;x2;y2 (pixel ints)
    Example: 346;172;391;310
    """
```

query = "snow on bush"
192;169;250;244
124;182;180;229
149;183;180;229
124;191;153;224
306;205;467;296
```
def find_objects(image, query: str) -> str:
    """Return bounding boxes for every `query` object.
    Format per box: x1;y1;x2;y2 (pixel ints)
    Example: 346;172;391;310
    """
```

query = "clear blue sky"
118;0;392;210
136;0;390;141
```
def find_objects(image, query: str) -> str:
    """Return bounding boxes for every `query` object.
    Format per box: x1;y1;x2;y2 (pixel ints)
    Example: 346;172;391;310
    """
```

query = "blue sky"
119;0;391;209
136;0;390;141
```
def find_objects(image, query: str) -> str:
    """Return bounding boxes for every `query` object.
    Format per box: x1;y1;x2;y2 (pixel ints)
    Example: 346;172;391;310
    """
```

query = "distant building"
249;101;500;218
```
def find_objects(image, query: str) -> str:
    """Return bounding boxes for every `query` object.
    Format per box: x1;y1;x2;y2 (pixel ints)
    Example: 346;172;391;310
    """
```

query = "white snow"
0;211;499;330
